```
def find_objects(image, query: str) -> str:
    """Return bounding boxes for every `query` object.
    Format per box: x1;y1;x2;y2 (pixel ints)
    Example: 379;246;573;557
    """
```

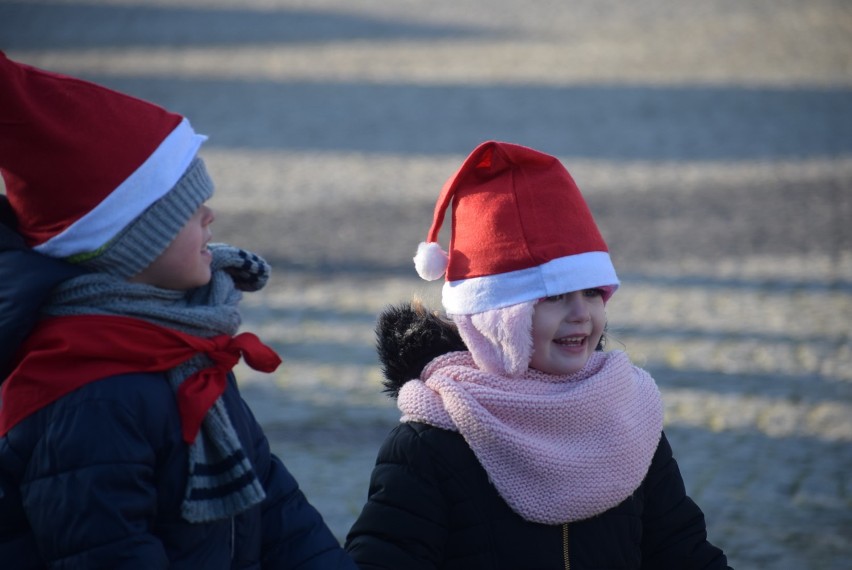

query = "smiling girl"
345;141;731;569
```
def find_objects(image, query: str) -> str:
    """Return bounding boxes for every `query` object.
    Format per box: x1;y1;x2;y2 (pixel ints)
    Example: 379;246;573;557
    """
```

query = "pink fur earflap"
451;301;536;377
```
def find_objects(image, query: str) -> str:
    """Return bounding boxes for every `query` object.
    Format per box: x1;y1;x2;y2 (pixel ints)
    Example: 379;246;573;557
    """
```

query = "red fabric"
0;51;182;246
424;141;609;281
0;315;281;443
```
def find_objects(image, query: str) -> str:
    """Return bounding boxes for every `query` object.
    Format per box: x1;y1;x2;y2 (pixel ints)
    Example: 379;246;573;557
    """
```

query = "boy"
0;52;356;569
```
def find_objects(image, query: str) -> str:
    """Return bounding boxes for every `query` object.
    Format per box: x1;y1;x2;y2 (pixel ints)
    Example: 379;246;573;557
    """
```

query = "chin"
177;273;213;291
194;274;213;289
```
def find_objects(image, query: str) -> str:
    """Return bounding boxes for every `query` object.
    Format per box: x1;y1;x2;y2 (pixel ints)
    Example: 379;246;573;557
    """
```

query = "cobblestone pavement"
3;1;851;568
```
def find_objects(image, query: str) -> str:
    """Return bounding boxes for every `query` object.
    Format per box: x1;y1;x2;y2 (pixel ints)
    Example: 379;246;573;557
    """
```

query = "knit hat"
0;51;213;279
413;141;619;375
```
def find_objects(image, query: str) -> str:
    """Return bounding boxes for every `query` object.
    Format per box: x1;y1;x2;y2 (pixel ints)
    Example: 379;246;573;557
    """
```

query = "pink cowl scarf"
397;350;664;525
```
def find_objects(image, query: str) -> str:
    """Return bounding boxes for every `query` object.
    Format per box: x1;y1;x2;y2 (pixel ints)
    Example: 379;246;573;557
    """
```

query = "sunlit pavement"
3;1;851;567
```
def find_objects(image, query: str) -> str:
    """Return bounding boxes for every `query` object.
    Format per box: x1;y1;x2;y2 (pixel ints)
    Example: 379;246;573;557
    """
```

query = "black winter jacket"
345;304;731;569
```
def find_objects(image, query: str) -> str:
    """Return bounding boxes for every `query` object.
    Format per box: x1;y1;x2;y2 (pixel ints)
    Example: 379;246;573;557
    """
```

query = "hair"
596;327;607;351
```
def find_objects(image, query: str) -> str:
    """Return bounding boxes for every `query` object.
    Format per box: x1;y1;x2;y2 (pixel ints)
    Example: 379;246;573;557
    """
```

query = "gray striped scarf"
43;244;272;523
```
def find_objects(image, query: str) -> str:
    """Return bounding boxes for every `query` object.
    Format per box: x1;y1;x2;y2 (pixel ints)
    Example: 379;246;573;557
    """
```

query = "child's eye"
584;288;605;298
543;294;566;302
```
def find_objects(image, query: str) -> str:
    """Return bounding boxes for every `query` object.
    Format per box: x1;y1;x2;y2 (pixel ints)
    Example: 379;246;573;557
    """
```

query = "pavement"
2;1;851;568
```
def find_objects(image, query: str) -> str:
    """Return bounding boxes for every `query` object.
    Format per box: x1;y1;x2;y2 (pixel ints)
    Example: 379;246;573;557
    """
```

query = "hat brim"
442;250;619;315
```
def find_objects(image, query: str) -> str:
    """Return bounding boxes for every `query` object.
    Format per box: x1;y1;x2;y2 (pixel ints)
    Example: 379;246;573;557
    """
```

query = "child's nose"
565;293;590;323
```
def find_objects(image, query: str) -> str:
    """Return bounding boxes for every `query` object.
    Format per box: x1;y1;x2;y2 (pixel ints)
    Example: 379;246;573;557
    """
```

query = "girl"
345;141;731;569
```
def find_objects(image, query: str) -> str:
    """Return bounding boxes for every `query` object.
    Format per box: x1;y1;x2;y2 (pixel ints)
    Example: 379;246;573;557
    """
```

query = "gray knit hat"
83;157;214;278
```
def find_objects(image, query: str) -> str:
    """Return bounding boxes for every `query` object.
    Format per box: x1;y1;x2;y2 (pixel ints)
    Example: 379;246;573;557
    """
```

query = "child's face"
529;289;606;375
130;204;215;290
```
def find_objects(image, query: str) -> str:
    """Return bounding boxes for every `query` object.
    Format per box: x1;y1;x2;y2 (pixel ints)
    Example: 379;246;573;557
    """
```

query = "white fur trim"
442;251;619;314
35;118;207;258
414;241;449;281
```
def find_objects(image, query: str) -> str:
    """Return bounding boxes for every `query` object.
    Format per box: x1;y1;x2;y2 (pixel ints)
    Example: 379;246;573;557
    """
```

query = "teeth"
555;336;584;345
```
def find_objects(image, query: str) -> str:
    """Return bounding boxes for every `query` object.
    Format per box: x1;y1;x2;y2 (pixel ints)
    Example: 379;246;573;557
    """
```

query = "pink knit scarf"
397;350;664;524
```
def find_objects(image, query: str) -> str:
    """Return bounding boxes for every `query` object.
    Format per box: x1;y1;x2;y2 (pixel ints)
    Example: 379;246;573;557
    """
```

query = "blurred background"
2;0;850;567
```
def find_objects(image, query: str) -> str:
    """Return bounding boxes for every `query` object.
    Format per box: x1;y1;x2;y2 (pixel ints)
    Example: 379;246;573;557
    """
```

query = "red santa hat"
0;51;212;278
414;140;619;315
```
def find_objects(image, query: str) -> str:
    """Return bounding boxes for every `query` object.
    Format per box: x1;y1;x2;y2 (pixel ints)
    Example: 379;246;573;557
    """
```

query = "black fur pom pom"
376;302;467;398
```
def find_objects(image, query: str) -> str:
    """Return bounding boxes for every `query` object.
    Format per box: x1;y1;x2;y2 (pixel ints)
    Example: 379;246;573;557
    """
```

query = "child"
0;53;357;569
345;141;732;569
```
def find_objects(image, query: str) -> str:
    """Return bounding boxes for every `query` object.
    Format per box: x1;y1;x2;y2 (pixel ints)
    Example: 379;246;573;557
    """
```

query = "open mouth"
554;335;586;347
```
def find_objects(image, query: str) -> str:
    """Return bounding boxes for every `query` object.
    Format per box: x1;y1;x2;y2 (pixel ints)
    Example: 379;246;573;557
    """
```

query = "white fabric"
35;118;206;257
442;251;619;314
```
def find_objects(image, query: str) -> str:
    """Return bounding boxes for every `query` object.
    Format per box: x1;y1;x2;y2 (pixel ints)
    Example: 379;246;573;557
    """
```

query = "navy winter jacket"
0;214;85;379
0;208;357;568
0;371;356;569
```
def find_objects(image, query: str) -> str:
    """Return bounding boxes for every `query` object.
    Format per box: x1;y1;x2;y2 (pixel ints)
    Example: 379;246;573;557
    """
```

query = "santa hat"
413;141;619;375
0;51;212;278
415;140;619;313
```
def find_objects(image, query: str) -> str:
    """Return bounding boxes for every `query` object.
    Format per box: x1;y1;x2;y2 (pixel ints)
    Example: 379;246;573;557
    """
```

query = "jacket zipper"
230;516;236;560
562;523;570;570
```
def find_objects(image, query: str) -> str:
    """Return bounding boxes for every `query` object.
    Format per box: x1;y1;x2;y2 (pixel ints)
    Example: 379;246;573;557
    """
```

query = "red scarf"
0;315;281;443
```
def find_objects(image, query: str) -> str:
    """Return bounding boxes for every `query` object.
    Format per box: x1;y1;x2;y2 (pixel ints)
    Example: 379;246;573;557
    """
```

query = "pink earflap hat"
0;51;212;278
415;140;619;314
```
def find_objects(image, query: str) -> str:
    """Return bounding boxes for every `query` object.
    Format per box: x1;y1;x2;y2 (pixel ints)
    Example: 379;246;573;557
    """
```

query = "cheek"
170;233;202;262
530;310;558;348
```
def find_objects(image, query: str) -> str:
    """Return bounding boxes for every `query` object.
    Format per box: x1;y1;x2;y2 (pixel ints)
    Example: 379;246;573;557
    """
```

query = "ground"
2;1;850;567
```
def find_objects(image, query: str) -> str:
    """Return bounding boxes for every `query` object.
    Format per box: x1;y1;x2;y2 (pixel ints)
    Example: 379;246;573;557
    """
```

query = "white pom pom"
413;241;449;281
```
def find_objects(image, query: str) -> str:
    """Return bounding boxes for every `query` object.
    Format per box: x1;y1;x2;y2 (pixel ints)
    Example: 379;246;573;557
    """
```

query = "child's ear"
452;301;535;377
